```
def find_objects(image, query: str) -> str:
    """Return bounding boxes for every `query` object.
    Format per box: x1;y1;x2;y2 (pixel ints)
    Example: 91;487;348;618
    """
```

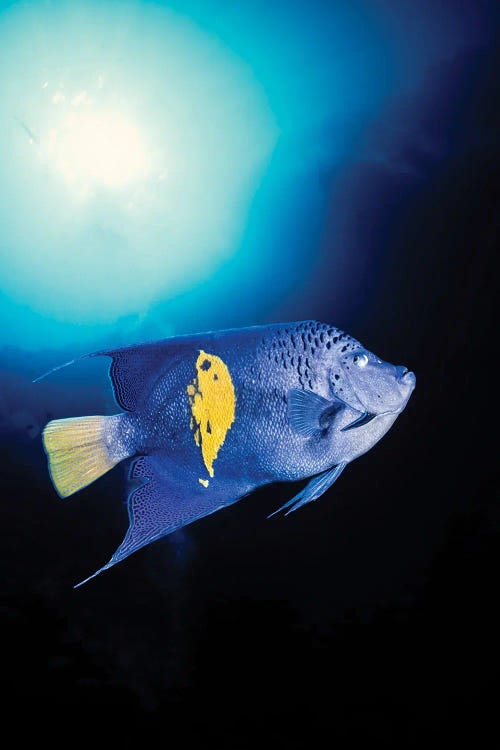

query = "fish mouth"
403;370;416;387
397;367;416;388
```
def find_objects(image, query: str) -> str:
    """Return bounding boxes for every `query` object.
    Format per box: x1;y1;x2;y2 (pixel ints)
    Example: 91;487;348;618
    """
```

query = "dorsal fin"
33;333;210;408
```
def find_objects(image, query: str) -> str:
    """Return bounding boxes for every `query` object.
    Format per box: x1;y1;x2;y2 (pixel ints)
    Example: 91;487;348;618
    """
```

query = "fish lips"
400;368;416;389
395;368;416;404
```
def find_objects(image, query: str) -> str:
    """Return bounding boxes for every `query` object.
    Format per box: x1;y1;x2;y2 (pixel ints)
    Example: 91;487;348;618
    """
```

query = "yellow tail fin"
42;415;125;498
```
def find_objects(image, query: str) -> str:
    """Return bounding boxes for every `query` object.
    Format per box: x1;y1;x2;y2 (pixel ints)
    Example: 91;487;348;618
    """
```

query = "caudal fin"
42;415;127;498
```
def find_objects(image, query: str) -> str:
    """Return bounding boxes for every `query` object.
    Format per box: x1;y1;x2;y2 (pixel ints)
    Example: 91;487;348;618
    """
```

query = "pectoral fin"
287;388;343;437
268;462;347;517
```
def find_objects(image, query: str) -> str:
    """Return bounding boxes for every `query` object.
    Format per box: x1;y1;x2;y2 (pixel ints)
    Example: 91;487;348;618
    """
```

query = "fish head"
331;345;416;416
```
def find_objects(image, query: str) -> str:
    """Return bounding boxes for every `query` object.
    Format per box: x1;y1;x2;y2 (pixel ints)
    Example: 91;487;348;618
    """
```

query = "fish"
39;321;416;585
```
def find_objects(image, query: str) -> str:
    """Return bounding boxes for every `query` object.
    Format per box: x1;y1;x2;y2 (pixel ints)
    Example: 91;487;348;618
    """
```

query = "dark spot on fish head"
200;359;212;371
213;373;218;381
206;421;212;434
334;373;340;380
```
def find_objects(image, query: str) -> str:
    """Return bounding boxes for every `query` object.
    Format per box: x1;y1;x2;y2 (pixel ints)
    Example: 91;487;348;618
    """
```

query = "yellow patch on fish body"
187;350;236;483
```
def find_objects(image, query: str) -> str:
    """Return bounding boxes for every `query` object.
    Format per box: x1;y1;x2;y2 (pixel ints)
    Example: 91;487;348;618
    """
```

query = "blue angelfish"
40;321;416;585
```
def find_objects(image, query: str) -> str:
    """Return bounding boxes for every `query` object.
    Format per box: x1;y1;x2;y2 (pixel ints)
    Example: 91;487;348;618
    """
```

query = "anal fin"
75;455;229;587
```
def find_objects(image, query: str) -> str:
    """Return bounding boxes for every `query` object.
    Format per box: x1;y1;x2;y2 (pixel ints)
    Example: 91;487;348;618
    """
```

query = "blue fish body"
40;321;416;585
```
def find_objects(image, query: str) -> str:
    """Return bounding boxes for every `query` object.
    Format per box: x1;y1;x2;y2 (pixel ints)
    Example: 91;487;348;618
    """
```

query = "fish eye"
353;353;368;368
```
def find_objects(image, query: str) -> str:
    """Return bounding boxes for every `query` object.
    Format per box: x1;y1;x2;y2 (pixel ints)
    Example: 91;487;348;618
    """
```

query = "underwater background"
0;0;497;744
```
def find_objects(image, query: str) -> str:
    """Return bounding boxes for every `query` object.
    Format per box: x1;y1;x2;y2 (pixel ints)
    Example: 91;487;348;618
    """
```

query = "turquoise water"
1;0;485;351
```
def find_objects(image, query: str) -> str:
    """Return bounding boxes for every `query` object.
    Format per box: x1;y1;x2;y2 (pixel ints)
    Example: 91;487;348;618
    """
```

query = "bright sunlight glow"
0;1;278;323
48;110;149;189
